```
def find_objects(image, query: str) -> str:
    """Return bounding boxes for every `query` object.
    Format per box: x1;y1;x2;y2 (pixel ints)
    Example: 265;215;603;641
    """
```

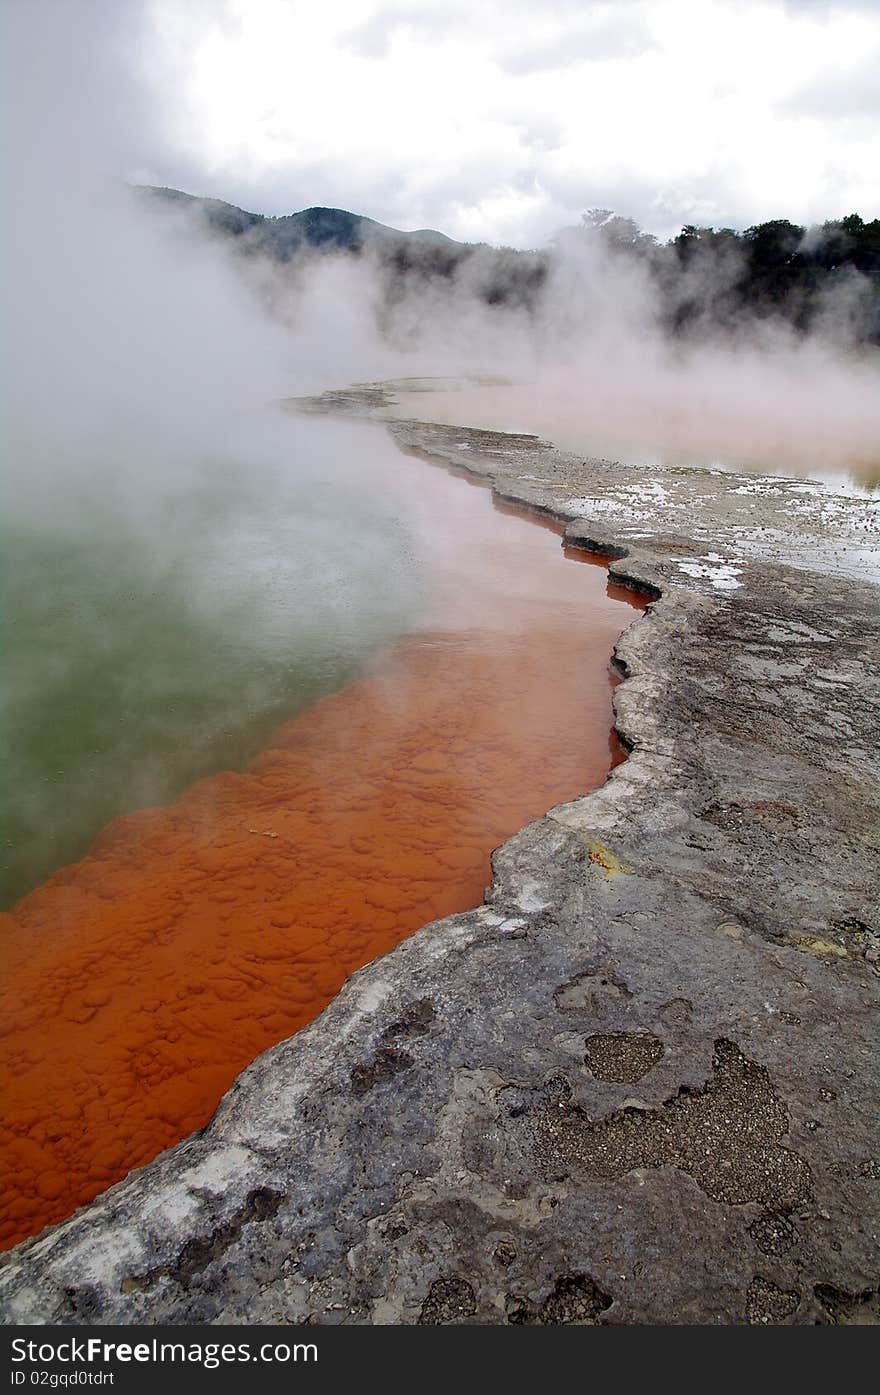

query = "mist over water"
364;230;880;490
3;0;878;907
384;366;880;492
1;413;434;906
0;6;415;905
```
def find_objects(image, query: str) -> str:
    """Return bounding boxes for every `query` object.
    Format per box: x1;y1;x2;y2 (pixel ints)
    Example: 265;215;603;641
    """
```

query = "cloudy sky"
14;0;880;246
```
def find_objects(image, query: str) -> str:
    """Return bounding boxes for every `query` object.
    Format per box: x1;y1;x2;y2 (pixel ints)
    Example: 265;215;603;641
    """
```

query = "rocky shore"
1;398;877;1325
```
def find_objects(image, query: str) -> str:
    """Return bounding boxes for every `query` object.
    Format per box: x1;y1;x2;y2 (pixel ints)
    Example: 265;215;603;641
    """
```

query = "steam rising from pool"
4;0;878;904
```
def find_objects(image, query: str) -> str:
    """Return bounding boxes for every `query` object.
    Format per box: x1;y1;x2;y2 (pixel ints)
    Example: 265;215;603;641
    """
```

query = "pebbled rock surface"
1;402;878;1326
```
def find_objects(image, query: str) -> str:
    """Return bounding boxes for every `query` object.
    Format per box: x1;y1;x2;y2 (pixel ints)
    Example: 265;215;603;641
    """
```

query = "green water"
1;434;423;907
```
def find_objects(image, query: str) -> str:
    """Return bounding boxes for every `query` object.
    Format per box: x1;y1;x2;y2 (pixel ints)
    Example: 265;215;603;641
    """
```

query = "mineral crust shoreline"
1;400;878;1325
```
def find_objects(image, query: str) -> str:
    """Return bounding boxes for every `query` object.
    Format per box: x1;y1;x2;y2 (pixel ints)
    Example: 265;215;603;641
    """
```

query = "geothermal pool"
383;377;880;492
0;435;643;1250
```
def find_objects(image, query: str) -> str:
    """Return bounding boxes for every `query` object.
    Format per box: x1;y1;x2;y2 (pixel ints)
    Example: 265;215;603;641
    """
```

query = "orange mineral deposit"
0;454;645;1249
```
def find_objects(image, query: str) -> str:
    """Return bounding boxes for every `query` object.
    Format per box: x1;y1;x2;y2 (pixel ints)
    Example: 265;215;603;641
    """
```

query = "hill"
140;185;456;259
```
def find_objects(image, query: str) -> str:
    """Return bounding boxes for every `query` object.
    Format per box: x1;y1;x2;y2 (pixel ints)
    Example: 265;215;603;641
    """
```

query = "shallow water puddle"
0;448;643;1249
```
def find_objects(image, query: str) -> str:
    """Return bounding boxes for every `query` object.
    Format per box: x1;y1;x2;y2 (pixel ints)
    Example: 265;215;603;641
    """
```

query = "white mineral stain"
673;557;744;590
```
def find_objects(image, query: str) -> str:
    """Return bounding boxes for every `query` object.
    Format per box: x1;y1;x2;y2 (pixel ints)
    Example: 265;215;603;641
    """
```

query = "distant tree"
740;219;809;315
673;225;740;263
658;224;747;335
579;210;658;253
843;214;880;274
581;208;615;230
743;218;804;257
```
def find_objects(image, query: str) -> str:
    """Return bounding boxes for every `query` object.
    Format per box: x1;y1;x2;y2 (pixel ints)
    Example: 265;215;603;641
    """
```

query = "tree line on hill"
577;208;880;343
142;186;880;346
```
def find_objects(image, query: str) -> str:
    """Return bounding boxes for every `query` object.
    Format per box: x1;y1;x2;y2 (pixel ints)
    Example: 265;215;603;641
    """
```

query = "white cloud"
70;0;880;243
783;44;880;124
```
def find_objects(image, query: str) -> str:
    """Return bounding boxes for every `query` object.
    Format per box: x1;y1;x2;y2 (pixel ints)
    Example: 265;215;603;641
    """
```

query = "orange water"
0;452;644;1249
